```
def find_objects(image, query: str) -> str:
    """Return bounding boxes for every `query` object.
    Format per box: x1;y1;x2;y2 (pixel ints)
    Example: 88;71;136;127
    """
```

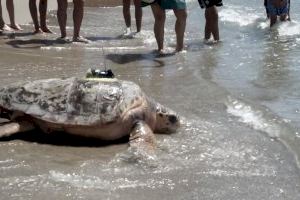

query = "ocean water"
0;0;300;199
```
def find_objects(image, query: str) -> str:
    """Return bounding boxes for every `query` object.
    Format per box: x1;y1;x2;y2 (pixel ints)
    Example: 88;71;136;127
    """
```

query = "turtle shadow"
106;52;174;67
0;130;129;147
85;35;125;42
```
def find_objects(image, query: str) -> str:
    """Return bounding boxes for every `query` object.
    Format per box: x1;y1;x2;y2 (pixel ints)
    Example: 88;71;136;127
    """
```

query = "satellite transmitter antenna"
86;47;115;79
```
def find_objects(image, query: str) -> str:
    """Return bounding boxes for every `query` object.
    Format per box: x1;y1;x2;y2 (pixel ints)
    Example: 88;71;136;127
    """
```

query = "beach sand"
1;1;300;199
0;0;121;25
85;0;122;7
0;0;57;24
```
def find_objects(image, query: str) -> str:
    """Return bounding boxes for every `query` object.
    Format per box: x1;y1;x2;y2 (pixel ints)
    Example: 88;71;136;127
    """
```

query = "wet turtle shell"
0;77;144;126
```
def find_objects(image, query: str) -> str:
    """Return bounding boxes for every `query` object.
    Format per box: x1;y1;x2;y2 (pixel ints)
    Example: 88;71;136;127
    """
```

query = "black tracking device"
86;69;115;78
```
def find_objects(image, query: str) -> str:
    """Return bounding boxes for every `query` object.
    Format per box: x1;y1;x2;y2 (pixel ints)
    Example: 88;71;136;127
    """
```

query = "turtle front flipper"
0;121;35;138
129;121;156;156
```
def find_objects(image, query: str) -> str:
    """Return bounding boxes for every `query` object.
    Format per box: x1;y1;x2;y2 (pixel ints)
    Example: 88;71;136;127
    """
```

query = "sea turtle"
0;70;180;153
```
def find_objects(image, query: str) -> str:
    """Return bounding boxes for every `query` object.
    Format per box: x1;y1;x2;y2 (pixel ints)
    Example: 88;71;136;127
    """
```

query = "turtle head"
154;103;180;134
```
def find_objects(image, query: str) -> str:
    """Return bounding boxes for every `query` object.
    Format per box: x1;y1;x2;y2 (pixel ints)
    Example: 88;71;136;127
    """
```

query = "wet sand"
0;0;57;24
85;0;122;7
0;0;120;25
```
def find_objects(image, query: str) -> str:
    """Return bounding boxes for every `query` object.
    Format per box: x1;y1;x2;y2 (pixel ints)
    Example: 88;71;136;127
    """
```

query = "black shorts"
198;0;223;9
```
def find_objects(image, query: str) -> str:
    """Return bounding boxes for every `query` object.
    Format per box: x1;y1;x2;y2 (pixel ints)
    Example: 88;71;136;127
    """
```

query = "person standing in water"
198;0;223;42
265;0;290;27
122;0;142;36
0;0;22;31
150;0;187;53
29;0;52;34
57;0;89;43
264;0;270;18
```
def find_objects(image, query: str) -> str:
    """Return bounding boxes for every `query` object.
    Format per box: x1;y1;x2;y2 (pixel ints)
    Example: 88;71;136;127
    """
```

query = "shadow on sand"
6;38;71;49
106;52;175;67
85;34;132;42
0;128;129;147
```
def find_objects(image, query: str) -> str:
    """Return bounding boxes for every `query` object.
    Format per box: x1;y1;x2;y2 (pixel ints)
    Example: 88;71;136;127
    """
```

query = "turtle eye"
168;115;178;124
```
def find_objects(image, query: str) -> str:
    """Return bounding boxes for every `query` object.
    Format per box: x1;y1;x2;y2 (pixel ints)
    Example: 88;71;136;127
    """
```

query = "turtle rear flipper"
129;121;156;156
0;121;35;138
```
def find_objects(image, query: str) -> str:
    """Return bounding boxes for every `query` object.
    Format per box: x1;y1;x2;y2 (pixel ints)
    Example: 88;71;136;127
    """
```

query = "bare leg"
6;0;22;30
0;121;35;138
0;1;4;29
0;1;13;31
123;0;131;29
205;6;219;41
151;3;165;52
287;0;290;21
133;0;142;32
204;8;211;40
57;0;68;38
29;0;42;33
39;0;52;33
270;15;277;27
73;0;84;41
174;9;187;51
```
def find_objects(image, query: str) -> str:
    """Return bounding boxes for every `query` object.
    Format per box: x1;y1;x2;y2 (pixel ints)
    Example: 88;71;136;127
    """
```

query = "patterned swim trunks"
159;0;186;10
266;0;289;16
198;0;223;9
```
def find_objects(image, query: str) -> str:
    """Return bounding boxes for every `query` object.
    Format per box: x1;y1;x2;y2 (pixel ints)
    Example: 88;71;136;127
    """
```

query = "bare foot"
1;24;14;32
9;24;23;31
175;47;184;52
33;28;43;34
203;38;219;45
56;36;71;44
41;27;53;34
72;36;90;44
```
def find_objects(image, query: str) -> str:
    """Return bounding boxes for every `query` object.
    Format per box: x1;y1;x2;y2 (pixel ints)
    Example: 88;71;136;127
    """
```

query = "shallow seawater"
0;0;300;199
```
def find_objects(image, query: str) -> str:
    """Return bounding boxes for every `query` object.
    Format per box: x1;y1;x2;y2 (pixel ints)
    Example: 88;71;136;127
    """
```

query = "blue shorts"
159;0;186;10
198;0;223;9
266;0;289;16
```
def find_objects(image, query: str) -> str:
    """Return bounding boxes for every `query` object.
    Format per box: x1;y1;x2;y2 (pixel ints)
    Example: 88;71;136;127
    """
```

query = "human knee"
74;0;84;6
154;11;165;23
74;0;84;10
151;4;165;22
175;9;187;22
133;0;141;7
57;0;68;10
205;7;218;21
123;0;130;9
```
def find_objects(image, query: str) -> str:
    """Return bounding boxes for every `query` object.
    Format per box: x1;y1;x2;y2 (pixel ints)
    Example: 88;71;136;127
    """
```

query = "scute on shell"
0;78;129;125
